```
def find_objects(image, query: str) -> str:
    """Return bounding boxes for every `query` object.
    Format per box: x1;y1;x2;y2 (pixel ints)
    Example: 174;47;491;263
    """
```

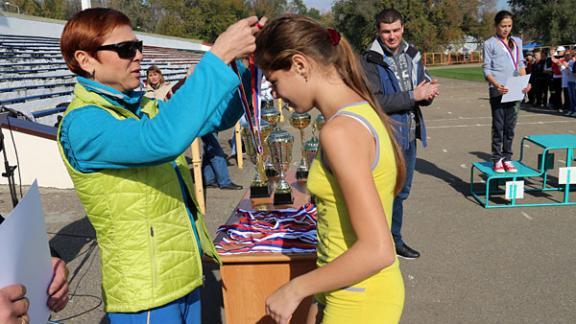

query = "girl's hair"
255;15;405;194
494;10;515;49
146;65;165;86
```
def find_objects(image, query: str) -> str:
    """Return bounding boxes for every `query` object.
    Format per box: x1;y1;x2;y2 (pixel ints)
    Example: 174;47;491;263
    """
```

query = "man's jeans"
392;139;417;247
489;96;517;162
202;133;232;186
568;81;576;113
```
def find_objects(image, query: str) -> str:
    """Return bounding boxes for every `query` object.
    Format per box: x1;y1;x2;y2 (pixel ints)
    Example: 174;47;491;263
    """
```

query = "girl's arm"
265;116;396;324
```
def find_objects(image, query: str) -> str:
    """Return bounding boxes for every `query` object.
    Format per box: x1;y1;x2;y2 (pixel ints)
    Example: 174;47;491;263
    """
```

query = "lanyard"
230;57;263;154
497;36;519;71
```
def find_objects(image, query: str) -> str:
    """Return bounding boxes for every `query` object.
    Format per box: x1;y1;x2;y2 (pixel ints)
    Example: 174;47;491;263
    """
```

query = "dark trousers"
549;77;562;109
533;78;548;106
490;96;517;162
391;139;417;247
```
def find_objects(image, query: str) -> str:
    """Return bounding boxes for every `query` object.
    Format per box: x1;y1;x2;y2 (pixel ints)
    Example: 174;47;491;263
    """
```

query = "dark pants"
490;96;517;162
549;77;562;109
391;139;417;247
533;78;548;106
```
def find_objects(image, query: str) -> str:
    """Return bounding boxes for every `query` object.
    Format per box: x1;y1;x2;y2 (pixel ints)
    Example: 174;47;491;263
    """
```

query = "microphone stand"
0;122;19;225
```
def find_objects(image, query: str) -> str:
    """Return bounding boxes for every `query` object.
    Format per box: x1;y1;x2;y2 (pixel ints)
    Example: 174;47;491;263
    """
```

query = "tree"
509;0;576;45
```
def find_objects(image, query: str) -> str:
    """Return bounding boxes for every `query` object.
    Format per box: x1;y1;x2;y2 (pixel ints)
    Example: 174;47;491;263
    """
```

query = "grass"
428;66;485;82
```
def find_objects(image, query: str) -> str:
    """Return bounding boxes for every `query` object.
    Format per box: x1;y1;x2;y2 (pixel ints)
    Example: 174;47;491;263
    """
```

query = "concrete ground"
1;76;575;323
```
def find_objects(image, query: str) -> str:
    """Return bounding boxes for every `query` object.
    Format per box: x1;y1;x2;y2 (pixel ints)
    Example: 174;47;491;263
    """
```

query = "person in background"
361;8;439;260
566;52;576;116
530;49;548;108
482;10;530;173
549;46;565;110
58;7;264;323
256;15;406;324
560;52;573;114
202;132;243;190
144;65;173;100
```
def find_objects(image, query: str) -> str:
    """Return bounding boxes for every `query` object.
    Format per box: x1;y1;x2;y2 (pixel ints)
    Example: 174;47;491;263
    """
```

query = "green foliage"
509;0;576;45
333;0;496;52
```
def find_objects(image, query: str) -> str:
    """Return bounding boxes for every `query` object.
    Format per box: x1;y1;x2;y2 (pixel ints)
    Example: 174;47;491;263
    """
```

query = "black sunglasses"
96;40;143;59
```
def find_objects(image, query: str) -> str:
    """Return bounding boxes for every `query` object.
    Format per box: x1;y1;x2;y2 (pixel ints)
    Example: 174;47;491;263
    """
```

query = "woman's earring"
90;70;96;79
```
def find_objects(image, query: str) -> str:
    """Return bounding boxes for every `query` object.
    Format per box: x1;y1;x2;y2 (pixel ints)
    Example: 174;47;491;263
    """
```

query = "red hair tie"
326;28;341;46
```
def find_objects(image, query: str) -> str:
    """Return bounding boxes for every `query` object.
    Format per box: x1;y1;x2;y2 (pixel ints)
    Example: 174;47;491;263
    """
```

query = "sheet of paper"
0;181;52;324
501;74;531;103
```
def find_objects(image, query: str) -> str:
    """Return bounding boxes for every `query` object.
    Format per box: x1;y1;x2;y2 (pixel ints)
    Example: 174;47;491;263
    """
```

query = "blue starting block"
470;134;576;208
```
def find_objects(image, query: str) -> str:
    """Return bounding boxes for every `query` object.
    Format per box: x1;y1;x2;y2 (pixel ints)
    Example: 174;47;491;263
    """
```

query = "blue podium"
470;134;576;208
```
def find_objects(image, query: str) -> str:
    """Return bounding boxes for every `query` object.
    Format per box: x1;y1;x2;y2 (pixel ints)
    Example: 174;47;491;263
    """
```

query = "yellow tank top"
307;102;400;272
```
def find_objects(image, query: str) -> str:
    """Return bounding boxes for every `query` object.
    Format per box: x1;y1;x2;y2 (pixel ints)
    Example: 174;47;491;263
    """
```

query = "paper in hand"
501;74;531;103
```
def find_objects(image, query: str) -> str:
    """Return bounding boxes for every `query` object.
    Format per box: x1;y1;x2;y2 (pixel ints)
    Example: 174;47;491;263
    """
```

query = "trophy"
267;129;294;205
241;125;272;198
315;114;326;130
289;112;312;181
303;114;324;170
261;106;282;177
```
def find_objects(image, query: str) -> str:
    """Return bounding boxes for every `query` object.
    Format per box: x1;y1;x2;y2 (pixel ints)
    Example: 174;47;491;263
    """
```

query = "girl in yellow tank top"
255;15;407;324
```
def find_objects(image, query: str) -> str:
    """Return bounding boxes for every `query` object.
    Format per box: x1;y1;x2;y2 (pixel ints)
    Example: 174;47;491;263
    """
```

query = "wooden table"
215;173;316;324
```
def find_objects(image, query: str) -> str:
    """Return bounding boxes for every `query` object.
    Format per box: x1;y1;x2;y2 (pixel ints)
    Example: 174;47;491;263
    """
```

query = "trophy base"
250;183;272;198
296;170;308;182
273;191;294;205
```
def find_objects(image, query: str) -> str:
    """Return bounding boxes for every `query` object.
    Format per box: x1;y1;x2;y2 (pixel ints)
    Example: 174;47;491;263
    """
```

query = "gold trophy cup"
241;124;272;198
289;112;312;181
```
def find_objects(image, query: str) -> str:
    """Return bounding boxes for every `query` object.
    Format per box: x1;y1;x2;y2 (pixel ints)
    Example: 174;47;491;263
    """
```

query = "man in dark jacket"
361;8;439;259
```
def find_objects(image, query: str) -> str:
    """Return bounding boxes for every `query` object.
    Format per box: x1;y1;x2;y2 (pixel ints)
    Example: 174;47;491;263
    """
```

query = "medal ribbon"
230;59;261;153
497;36;519;71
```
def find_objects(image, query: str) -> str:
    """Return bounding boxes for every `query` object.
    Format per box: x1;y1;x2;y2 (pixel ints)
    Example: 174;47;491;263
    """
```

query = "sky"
303;0;510;13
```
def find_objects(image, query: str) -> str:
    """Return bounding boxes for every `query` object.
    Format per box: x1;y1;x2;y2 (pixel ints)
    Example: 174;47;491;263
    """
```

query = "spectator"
144;65;173;100
531;49;548;108
549;46;565;110
256;15;406;323
560;52;573;113
361;8;439;260
482;10;530;173
58;8;264;323
202;133;243;190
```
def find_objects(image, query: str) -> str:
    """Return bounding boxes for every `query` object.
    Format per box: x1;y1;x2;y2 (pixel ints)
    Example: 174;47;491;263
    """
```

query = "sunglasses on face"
96;40;143;59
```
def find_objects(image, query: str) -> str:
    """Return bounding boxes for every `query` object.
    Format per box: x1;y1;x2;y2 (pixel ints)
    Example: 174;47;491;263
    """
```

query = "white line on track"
460;164;467;169
521;211;533;220
427;120;576;129
442;149;448;153
427;114;565;122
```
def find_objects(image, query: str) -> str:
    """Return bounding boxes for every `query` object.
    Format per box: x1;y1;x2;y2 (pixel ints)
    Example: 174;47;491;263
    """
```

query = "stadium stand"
1;33;202;126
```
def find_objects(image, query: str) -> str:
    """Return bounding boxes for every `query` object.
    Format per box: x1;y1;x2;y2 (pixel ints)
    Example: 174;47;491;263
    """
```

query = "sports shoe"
503;161;518;173
396;243;420;260
219;182;243;190
493;159;505;173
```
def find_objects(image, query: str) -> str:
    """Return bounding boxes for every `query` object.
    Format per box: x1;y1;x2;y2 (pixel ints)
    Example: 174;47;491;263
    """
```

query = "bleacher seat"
1;33;203;127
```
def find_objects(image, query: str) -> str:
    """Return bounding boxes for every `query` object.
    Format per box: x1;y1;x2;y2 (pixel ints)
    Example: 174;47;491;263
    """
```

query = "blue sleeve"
483;40;493;78
61;52;247;173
